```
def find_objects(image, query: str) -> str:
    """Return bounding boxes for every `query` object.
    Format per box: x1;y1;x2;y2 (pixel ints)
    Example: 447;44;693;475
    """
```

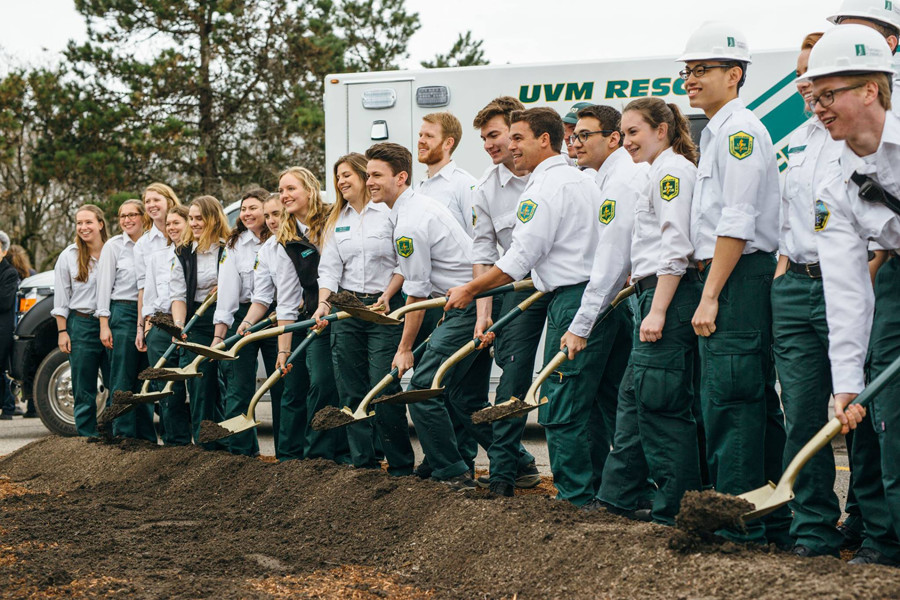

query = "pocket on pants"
703;331;764;405
633;345;687;413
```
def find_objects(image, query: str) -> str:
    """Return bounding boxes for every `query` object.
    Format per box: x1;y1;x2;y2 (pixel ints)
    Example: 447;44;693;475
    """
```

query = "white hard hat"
802;24;897;80
828;0;900;32
677;22;752;64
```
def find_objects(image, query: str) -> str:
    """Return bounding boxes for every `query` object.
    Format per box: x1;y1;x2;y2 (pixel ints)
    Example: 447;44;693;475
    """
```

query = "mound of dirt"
310;406;356;431
150;312;182;338
471;398;534;424
327;291;367;310
138;367;179;381
198;420;234;444
1;437;899;599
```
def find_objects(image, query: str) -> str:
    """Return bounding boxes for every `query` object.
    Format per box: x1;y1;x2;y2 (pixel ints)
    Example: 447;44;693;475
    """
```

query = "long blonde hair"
74;204;109;283
189;196;230;253
276;167;331;247
142;182;181;230
325;153;370;235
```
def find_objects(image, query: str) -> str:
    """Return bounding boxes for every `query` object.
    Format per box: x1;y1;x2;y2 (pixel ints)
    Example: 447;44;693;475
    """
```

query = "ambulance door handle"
371;120;388;141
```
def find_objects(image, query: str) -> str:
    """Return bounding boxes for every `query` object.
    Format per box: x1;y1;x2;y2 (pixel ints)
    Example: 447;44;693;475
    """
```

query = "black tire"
33;348;107;437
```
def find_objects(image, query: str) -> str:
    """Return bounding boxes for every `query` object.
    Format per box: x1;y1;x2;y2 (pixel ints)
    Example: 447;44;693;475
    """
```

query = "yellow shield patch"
729;131;754;160
396;236;414;258
219;249;227;265
517;199;538;223
472;206;477;227
599;199;616;225
814;199;830;232
660;175;680;201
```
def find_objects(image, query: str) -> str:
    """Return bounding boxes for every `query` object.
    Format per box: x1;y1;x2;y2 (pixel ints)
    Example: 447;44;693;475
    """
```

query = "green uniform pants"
853;258;900;560
698;252;791;544
258;335;284;457
108;301;155;442
330;293;414;476
218;303;260;457
277;332;309;461
539;282;632;506
145;325;191;445
772;270;841;555
67;314;110;437
487;289;550;486
181;309;224;450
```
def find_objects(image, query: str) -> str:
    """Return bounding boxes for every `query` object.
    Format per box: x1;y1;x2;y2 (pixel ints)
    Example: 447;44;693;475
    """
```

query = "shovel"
739;351;900;522
472;285;636;424
373;290;547;406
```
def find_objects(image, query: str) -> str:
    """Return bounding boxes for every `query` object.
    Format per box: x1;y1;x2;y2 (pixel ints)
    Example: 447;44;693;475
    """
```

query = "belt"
73;311;96;318
338;288;382;302
632;269;701;295
787;260;821;279
111;299;137;305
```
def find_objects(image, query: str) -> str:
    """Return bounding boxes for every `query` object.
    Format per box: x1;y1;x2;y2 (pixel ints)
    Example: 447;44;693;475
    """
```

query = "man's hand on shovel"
392;347;415;377
834;393;867;435
560;331;587;360
445;284;475;311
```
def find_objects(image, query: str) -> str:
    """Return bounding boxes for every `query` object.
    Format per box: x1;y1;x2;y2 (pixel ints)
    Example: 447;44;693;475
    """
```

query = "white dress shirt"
272;243;306;321
495;154;601;293
471;163;529;265
133;225;168;290
779;117;843;264
169;242;221;306
51;244;100;319
318;200;398;294
95;233;140;318
213;230;263;327
417;160;477;237
691;98;780;260
389;187;473;298
142;245;176;318
251;236;278;307
816;111;900;395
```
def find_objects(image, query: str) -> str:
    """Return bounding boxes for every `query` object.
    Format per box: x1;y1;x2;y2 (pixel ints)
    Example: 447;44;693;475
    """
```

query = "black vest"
175;243;224;318
280;235;319;321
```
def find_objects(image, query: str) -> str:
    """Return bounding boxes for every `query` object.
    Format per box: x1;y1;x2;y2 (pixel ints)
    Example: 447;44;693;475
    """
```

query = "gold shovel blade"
121;390;172;404
738;482;793;522
370;387;444;405
174;340;238;361
337;305;402;325
472;395;547;423
218;414;260;436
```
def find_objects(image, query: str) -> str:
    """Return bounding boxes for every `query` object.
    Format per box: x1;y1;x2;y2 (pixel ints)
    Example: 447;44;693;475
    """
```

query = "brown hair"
423;112;463;154
142;182;181;230
226;188;271;249
189;196;230;253
623;98;699;165
118;199;147;235
365;143;413;181
576;104;624;147
166;205;190;247
276;167;331;248
842;72;893;111
801;32;824;50
472;96;525;129
74;204;109;283
7;245;33;280
325;153;370;235
510;107;565;151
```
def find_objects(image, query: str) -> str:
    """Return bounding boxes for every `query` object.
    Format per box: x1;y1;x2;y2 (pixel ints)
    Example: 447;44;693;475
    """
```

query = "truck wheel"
33;349;107;437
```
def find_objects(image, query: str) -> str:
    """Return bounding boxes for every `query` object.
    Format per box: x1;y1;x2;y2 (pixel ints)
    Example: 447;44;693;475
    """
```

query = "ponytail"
623;98;699;166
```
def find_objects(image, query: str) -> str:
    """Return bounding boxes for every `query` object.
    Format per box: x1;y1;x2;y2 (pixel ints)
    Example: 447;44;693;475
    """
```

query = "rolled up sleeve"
471;188;500;265
274;246;303;321
94;241;117;318
715;130;765;241
316;231;342;294
495;197;556;282
168;254;187;306
51;253;73;319
657;166;694;277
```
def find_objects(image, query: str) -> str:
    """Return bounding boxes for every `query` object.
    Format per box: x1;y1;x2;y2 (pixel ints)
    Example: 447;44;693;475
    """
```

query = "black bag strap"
175;245;198;318
851;171;900;216
280;238;320;320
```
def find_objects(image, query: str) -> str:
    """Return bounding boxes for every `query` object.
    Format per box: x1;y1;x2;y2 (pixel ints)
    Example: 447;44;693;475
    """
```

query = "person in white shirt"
142;205;192;446
310;153;413;476
51;205;110;437
271;167;348;463
417;112;477;236
561;101;593;164
169;196;230;449
96;199;156;442
212;189;270;457
469;97;542;497
678;21;791;547
446;108;608;507
591;98;703;525
806;25;900;567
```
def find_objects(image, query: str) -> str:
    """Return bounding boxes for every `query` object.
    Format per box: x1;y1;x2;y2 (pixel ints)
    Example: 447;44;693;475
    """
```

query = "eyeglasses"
807;84;864;110
119;212;142;220
568;130;617;145
678;64;733;80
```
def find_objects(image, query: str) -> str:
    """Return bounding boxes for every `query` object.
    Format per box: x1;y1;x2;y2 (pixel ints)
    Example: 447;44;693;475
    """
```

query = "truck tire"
33;349;107;437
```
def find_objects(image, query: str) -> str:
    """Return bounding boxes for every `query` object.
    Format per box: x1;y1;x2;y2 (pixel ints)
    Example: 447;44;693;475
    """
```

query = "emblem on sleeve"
517;199;537;223
814;199;830;232
219;250;228;265
660;175;680;201
472;206;477;227
253;255;260;270
728;131;754;160
396;236;414;258
599;199;616;224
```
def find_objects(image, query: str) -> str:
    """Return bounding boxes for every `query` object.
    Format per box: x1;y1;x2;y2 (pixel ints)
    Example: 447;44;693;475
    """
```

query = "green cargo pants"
258;335;284;458
108;301;155;441
67;313;110;437
277;331;309;461
539;282;632;506
181;309;224;450
771;270;842;555
698;252;792;545
218;303;260;457
145;325;191;445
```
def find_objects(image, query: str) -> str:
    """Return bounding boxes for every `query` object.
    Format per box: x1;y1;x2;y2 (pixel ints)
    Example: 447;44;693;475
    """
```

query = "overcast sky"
1;0;837;70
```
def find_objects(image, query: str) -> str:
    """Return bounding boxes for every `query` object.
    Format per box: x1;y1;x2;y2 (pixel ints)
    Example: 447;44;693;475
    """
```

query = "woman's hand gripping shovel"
472;285;636;424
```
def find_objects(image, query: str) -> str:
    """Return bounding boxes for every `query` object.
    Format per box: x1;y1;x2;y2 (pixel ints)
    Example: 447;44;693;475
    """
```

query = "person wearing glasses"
809;25;900;568
678;22;792;547
561;101;592;164
96;199;156;441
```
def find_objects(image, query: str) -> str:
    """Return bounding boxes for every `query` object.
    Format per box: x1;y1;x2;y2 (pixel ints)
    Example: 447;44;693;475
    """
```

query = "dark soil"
112;390;135;405
327;291;367;310
669;489;754;552
138;367;178;381
2;438;899;599
310;406;357;431
150;312;182;338
471;398;535;424
198;420;234;443
96;402;135;430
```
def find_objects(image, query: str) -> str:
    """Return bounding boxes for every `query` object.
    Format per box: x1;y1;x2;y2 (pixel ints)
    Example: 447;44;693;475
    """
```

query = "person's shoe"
0;414;12;421
414;462;433;480
23;412;38;419
488;480;514;497
440;473;476;492
849;548;900;567
838;521;864;552
599;500;652;522
12;407;25;417
581;498;604;512
476;474;491;489
515;462;541;489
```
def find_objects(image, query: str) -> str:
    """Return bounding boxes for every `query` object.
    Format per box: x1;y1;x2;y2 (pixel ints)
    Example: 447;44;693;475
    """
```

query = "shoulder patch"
660;175;680;201
472;206;477;227
219;249;228;265
599;199;616;224
396;236;414;258
253;254;260;270
517;199;538;223
814;199;830;232
728;131;754;160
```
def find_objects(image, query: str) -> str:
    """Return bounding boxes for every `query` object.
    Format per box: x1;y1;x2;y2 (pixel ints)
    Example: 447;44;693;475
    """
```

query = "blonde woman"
169;196;230;448
51;205;110;437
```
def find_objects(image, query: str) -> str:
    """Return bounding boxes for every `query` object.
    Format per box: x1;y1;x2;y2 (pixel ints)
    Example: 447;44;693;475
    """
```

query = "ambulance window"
687;115;708;147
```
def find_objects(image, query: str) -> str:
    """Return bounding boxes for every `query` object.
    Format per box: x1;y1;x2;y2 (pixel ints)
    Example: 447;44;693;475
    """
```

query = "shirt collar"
596;147;630;183
429;160;456;181
239;229;260;246
705;97;744;137
497;162;524;187
148;225;165;240
530;154;567;178
390;187;415;221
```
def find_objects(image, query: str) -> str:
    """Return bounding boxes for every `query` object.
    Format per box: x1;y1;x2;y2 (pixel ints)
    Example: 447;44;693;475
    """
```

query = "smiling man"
417;112;477;236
